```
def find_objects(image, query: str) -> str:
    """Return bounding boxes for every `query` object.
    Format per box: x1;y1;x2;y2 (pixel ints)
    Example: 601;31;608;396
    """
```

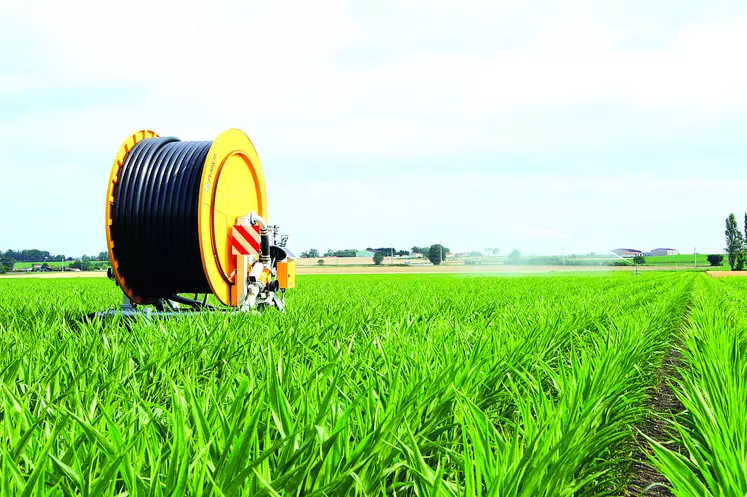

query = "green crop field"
0;273;744;496
643;253;722;266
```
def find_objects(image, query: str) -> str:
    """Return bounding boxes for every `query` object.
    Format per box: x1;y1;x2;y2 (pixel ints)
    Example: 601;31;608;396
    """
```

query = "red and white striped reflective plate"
231;224;261;256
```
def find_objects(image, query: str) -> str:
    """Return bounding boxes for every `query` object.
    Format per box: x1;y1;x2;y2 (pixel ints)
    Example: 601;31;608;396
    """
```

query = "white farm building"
651;248;678;256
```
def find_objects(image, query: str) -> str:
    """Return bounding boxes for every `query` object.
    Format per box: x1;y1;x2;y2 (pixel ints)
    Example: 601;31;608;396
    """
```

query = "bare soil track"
707;270;747;278
628;347;686;496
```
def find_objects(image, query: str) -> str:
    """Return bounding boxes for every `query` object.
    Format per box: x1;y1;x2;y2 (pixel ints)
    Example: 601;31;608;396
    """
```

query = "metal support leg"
121;293;133;310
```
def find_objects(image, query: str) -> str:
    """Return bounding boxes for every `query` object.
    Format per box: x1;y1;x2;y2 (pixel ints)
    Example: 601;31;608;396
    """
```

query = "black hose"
111;136;213;300
261;233;270;260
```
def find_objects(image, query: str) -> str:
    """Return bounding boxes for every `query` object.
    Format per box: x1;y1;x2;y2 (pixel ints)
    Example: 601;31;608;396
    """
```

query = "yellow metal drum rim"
198;129;268;306
105;129;159;305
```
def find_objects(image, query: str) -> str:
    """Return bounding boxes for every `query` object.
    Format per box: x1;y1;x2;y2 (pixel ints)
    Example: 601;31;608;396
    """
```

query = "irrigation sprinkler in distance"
606;250;638;276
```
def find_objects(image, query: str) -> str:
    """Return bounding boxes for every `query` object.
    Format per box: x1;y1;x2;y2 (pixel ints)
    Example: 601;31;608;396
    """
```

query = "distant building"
651;248;678;256
612;248;642;257
356;250;375;257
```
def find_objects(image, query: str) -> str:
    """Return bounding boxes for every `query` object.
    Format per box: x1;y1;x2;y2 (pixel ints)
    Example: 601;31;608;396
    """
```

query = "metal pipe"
248;212;271;265
249;212;268;230
168;294;217;310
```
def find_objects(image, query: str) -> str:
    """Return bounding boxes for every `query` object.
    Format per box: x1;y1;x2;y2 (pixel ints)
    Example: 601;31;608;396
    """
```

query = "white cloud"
4;1;747;155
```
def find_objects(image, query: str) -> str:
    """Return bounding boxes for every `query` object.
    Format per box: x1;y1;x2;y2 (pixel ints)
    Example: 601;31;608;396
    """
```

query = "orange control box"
277;260;296;289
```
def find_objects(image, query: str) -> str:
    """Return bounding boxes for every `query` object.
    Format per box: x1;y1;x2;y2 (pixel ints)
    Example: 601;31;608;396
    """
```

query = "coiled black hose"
111;137;213;300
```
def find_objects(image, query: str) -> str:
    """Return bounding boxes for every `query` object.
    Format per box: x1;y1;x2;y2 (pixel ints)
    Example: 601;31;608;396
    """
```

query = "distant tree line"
302;247;421;259
2;249;66;262
323;249;357;257
365;247;409;256
0;249;110;273
2;249;109;262
300;244;452;266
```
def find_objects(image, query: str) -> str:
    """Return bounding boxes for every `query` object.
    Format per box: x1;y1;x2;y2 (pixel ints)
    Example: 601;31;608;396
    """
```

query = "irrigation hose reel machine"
99;129;295;318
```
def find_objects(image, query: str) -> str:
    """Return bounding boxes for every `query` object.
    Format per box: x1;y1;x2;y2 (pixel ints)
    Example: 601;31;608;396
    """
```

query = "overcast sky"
2;0;746;256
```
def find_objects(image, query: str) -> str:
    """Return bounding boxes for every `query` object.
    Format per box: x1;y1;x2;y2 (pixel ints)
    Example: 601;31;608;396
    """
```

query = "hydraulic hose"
110;136;213;300
249;212;272;265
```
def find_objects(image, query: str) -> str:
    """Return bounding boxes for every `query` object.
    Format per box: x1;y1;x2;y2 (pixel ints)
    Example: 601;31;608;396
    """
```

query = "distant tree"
97;251;109;261
317;259;325;266
396;250;409;256
468;250;482;257
324;250;334;257
0;256;14;274
336;249;357;257
411;246;428;255
300;248;320;258
725;213;744;270
373;252;385;265
507;249;522;264
81;254;91;262
427;244;446;265
633;255;646;265
372;247;397;256
707;254;724;266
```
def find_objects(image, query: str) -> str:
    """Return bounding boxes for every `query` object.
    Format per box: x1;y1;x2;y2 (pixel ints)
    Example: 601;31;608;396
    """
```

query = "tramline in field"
99;129;295;318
